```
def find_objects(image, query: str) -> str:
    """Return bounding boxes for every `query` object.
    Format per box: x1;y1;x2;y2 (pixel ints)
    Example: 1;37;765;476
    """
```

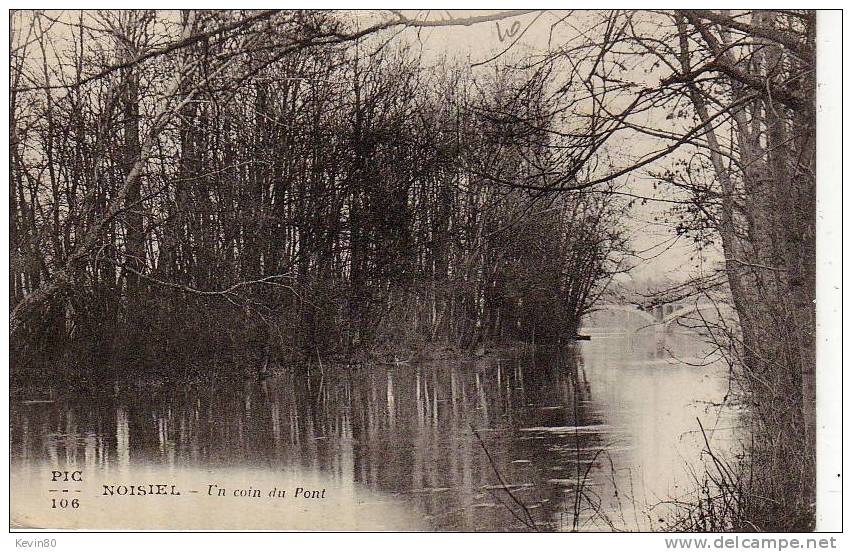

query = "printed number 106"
51;498;79;509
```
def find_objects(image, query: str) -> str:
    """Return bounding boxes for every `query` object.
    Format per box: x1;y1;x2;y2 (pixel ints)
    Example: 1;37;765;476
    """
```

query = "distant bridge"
585;301;738;332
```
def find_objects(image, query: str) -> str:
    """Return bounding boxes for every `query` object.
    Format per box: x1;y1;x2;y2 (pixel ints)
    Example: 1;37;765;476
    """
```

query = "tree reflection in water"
11;335;733;531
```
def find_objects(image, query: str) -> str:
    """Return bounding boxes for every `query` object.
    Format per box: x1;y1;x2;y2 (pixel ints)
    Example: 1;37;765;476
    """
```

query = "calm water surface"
11;331;737;531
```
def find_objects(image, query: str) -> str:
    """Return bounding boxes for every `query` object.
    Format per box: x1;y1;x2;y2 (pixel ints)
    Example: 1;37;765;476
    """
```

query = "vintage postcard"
7;6;842;536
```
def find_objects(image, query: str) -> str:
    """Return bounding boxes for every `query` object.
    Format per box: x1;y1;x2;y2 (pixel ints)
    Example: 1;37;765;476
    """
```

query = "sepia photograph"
6;5;842;538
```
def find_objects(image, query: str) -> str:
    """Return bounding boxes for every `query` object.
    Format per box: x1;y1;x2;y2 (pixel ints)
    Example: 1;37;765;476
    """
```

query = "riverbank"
10;337;547;395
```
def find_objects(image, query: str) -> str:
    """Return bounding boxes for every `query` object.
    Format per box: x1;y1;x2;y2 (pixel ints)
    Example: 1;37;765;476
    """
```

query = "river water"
10;330;737;531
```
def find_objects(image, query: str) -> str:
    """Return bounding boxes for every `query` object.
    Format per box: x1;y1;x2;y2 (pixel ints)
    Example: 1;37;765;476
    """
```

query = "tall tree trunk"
123;66;145;329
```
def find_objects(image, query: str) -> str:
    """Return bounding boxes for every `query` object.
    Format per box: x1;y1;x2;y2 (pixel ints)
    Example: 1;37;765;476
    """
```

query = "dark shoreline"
11;339;579;398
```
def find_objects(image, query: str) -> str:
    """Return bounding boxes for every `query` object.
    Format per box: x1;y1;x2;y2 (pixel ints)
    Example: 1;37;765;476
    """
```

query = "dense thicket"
10;11;626;378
